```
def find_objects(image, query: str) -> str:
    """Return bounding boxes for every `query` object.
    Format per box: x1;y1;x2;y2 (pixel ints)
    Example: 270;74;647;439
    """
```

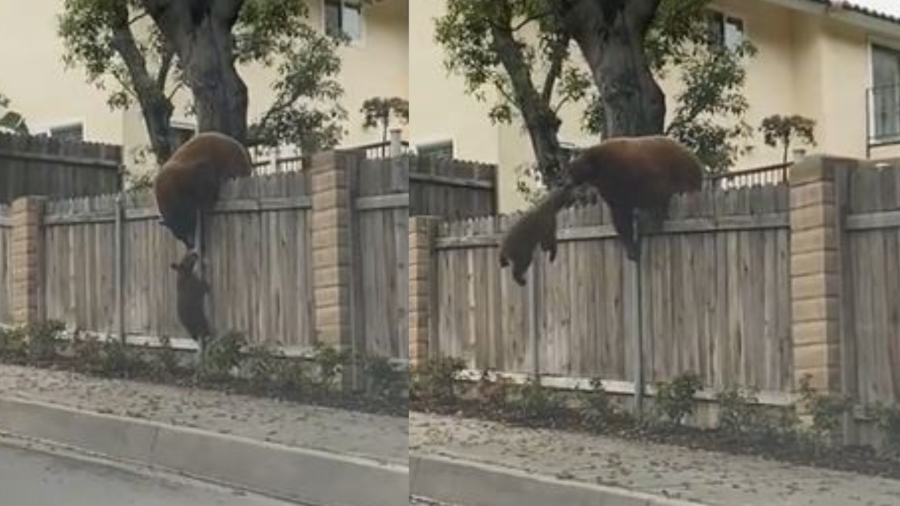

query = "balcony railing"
868;83;900;146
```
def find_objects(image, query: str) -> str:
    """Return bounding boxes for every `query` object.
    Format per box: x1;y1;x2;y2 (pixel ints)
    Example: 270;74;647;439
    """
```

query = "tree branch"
540;35;569;105
156;45;176;90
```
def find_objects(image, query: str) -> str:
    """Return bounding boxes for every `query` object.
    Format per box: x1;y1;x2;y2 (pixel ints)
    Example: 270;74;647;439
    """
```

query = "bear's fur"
170;250;212;344
154;131;252;250
563;135;704;260
498;185;573;286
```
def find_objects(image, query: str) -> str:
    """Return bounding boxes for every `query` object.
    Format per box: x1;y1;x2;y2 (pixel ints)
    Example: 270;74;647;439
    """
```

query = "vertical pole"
630;212;645;418
528;254;541;381
114;193;126;344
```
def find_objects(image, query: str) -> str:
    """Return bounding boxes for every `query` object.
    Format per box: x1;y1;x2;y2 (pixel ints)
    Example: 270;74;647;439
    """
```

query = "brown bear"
498;185;573;286
154;131;252;250
170;250;212;346
562;135;704;260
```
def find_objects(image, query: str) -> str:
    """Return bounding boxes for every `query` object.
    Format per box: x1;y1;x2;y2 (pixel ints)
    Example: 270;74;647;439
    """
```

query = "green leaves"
759;114;817;163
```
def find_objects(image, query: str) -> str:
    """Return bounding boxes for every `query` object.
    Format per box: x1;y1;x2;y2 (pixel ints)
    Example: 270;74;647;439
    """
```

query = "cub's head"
170;250;201;277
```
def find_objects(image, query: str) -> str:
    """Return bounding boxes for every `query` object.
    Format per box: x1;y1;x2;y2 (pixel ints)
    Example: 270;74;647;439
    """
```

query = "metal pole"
630;212;645;418
114;192;126;344
528;255;540;382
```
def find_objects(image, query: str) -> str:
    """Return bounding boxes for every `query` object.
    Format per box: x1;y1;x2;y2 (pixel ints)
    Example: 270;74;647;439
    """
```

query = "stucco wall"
408;0;499;165
0;1;124;144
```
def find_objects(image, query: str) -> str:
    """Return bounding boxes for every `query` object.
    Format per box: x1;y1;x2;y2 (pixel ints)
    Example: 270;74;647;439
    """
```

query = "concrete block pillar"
10;196;46;325
409;216;439;367
788;155;855;393
310;151;357;355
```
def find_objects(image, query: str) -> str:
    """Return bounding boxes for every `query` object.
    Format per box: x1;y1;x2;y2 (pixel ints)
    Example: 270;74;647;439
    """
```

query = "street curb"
410;452;708;506
0;395;408;506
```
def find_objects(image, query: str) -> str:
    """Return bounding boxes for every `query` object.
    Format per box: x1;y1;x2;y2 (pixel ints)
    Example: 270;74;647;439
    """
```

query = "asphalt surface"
0;440;300;506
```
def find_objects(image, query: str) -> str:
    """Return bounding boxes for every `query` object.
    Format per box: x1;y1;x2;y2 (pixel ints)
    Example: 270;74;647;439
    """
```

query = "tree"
0;93;29;134
435;0;757;188
59;0;349;165
361;96;409;144
759;114;817;164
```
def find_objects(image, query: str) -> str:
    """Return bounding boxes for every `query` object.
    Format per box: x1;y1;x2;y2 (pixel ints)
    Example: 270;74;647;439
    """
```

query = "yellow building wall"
408;0;499;165
0;1;124;144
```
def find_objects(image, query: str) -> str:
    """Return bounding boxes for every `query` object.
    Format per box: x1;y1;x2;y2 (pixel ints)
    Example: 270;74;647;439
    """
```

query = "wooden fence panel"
434;183;792;392
846;166;900;406
0;133;121;204
0;205;10;323
41;171;315;348
411;156;496;219
356;158;409;359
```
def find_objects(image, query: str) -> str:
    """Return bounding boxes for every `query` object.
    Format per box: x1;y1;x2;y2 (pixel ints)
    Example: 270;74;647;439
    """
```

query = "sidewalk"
0;364;407;464
410;411;900;506
0;364;408;506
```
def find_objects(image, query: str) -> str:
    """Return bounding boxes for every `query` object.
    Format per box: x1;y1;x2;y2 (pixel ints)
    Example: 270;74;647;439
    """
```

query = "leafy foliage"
759;114;817;163
654;372;702;425
58;0;347;161
798;374;852;443
0;93;29;134
436;0;758;186
360;96;409;143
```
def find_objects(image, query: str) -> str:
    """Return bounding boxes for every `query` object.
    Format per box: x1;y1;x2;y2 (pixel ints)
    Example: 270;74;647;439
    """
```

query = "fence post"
409;216;439;368
10;196;46;325
311;150;360;388
389;129;403;159
789;155;858;441
114;193;126;343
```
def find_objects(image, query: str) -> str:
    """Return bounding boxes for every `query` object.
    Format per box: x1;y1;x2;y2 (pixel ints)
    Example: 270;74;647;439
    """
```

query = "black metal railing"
868;84;900;146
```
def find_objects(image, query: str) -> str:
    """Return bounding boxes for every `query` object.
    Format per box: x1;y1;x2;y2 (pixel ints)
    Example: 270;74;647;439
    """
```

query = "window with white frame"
707;10;744;51
325;0;362;42
871;44;900;143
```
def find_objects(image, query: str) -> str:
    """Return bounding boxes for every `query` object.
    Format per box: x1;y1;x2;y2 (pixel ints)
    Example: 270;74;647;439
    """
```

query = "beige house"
410;0;900;212
0;0;408;173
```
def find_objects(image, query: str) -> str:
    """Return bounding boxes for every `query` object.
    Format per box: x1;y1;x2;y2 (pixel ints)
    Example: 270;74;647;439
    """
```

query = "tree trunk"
144;0;249;145
559;0;666;138
181;18;248;143
140;96;176;165
490;24;568;186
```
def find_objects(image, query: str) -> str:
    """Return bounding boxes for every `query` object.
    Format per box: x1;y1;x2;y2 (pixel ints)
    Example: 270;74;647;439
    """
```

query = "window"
46;123;84;142
707;10;745;51
416;140;453;162
325;0;362;42
870;44;900;143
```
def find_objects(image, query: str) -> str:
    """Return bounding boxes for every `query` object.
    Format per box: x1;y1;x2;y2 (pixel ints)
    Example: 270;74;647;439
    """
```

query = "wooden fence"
429;183;792;393
4;151;408;364
410;155;900;438
410;156;496;219
0;133;122;204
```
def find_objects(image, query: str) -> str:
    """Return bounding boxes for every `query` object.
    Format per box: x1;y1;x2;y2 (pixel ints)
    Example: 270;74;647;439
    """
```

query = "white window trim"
866;36;900;145
321;0;366;48
707;6;748;52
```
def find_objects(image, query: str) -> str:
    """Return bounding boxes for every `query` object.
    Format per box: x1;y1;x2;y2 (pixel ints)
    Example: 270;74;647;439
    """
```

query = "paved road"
0;441;300;506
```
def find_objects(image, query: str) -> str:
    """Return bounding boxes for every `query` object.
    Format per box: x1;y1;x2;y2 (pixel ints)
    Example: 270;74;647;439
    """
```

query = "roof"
804;0;900;26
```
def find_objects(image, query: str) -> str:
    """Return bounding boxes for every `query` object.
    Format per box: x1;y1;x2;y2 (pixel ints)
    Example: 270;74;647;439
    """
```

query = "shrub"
580;377;616;428
363;355;406;400
199;331;247;381
410;356;465;406
309;342;351;390
506;377;566;425
717;386;760;436
872;403;900;457
655;372;702;426
798;374;851;443
25;320;65;362
0;325;28;362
